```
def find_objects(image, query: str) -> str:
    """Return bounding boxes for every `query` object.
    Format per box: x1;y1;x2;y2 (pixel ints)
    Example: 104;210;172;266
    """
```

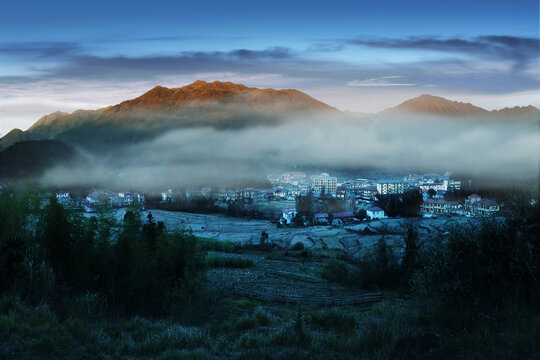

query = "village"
33;170;501;226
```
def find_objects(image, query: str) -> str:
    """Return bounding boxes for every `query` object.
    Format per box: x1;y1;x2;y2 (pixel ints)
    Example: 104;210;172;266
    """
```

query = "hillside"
0;140;83;180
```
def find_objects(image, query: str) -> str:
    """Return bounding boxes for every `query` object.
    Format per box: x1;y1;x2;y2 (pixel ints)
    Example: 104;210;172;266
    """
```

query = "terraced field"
207;253;382;306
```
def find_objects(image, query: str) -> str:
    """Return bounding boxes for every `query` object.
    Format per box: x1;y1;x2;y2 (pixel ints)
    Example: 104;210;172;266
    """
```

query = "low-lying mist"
41;114;540;193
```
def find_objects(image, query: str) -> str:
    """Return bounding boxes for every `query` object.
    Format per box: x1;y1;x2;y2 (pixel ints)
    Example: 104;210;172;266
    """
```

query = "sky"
0;0;539;134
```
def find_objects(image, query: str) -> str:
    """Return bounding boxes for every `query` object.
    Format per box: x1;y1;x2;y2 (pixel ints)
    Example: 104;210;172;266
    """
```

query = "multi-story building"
310;173;337;196
376;180;406;195
421;199;461;214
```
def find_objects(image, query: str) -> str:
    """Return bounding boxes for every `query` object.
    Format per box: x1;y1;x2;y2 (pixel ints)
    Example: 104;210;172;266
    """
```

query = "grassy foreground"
1;293;539;360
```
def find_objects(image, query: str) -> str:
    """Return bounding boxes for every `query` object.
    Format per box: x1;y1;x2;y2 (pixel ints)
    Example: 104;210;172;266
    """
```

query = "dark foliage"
0;189;206;317
0;140;83;180
376;189;422;217
412;201;540;328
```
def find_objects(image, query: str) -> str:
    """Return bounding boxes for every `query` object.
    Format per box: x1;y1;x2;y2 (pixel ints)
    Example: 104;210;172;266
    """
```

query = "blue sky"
0;0;539;132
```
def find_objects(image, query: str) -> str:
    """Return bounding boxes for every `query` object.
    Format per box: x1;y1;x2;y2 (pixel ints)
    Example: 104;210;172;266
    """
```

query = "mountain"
0;140;83;181
492;105;540;118
111;80;334;115
381;94;540;119
0;128;26;149
382;94;489;116
0;81;337;150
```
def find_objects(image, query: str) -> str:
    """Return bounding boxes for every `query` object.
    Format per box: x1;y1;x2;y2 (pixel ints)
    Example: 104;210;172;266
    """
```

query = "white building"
367;206;386;219
376;180;406;195
310;173;337;196
282;208;298;224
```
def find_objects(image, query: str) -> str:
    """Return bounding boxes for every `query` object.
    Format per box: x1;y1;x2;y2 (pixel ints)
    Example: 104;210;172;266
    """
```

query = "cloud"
0;41;81;58
347;76;415;87
348;35;540;68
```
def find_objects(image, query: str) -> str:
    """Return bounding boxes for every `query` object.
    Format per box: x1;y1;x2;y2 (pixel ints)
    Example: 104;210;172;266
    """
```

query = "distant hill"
0;140;83;180
0;81;338;150
381;94;540;119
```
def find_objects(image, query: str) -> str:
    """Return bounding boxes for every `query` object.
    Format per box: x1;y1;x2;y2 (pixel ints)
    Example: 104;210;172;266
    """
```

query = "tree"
402;222;420;277
427;189;436;198
37;195;73;284
356;209;367;220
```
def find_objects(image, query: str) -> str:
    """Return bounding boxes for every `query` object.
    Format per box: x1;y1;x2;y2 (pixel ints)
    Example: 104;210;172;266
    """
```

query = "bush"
320;259;350;285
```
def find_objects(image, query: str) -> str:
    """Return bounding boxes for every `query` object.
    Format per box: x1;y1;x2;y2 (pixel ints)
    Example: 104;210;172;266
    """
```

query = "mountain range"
0;80;538;152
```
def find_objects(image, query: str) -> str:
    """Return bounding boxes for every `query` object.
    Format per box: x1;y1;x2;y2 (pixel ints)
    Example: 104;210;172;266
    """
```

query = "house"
465;194;481;210
282;208;298;224
86;191;101;204
367;206;386;219
56;191;71;206
331;211;355;225
161;189;175;202
314;212;329;224
473;198;499;216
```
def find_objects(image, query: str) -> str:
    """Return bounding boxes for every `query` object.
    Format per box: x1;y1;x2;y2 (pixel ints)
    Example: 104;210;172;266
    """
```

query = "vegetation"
0;186;538;359
205;253;254;268
0;188;206;317
376;189;423;217
320;259;350;285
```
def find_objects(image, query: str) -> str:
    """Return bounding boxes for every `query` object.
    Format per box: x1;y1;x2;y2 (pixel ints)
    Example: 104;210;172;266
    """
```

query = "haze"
41;113;540;192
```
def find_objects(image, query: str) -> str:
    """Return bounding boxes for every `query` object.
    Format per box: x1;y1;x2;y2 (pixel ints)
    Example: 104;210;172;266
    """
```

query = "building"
377;180;406;195
465;194;482;211
314;213;329;224
444;179;461;191
310;173;337;196
421;199;461;214
367;206;386;219
282;208;298;224
473;198;499;216
55;191;71;206
331;211;355;225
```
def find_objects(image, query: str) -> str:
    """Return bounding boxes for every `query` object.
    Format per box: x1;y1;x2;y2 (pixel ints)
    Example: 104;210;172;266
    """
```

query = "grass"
205;253;254;268
197;237;236;253
1;294;539;359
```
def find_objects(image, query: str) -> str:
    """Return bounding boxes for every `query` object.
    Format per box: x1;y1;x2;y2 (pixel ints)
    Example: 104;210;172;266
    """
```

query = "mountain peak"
387;94;488;116
112;80;335;114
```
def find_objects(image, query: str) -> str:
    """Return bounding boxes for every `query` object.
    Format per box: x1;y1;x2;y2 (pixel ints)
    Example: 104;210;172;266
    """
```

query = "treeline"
148;195;272;219
0;187;206;317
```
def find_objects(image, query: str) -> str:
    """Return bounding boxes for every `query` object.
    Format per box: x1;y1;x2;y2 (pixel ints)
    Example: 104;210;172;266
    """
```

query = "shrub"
320;259;350;285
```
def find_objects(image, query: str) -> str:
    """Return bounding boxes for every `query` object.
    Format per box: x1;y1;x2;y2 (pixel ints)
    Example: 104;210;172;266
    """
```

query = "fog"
41;114;540;193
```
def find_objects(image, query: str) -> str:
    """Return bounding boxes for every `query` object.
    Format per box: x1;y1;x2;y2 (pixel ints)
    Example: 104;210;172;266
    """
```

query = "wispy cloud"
347;75;415;87
0;41;81;58
348;35;540;69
